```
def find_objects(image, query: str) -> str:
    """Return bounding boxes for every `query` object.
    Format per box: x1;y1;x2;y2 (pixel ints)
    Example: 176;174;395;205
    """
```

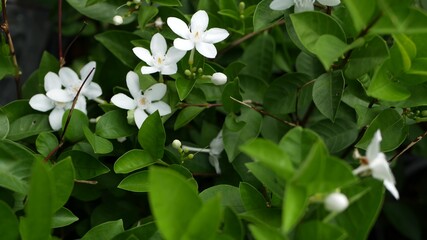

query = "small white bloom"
324;192;349;213
110;71;171;128
211;72;227;85
167;10;229;58
172;139;182;149
113;15;124;25
133;33;186;75
154;17;164;28
270;0;340;13
353;130;399;199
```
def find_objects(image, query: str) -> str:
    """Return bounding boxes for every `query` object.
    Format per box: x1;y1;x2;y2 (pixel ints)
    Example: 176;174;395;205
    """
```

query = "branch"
58;0;64;66
390;130;427;162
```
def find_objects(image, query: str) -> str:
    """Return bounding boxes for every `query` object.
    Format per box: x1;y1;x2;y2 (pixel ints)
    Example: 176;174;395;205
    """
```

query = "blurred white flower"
133;33;185;75
154;17;164;28
270;0;340;13
211;72;227;85
113;15;124;25
353;130;399;199
111;71;171;128
324;192;349;213
167;10;229;58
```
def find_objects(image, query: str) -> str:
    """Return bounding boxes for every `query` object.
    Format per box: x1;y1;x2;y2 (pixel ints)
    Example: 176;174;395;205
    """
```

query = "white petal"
134;108;148;128
59;67;80;87
75;97;87;114
191;10;209;33
133;47;153;65
209;154;221;174
111;93;137;110
82;82;102;99
44;72;62;91
366;130;382;163
209;131;224;155
370;153;396;184
173;38;195;51
203;28;229;44
146;101;171;116
167;17;191;39
160;64;178;75
384;180;400;199
141;66;160;75
317;0;340;6
270;0;294;10
49;107;65;131
126;71;141;99
29;94;55;112
80;61;96;83
46;89;74;102
151;33;167;56
294;3;315;13
165;47;186;65
352;164;370;176
196;42;217;58
145;83;167;101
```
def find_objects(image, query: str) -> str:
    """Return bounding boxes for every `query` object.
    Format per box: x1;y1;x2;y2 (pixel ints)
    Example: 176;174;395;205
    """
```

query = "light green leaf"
51;158;75;211
152;0;182;6
83;126;113;154
278;127;320;166
81;219;124;240
312;71;345;121
249;223;287;240
174;106;205;130
367;63;410;101
200;185;245;213
52;207;79;228
7;114;51;141
222;207;244;240
282;183;308;233
295;221;347;240
393;34;417;71
95;110;135;139
117;170;150;192
0;201;19;240
95;31;140;68
138;111;165;159
0;109;9;139
246;162;284;198
343;0;379;33
114;150;156;174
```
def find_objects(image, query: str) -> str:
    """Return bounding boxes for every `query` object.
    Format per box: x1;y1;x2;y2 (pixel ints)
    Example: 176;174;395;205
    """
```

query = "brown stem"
58;0;65;67
74;179;98;185
1;0;21;99
390;130;427;162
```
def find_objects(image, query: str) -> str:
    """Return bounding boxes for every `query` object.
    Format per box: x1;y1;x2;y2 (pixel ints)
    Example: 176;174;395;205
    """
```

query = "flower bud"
172;139;182;149
188;154;194;160
184;69;192;76
113;15;124;25
324;192;349;213
133;0;141;3
211;72;227;85
154;17;164;28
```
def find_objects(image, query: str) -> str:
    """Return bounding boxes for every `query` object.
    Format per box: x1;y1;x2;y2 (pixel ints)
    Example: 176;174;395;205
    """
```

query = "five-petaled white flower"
167;10;229;58
111;71;171;128
133;33;186;75
270;0;340;13
353;130;399;199
29;72;86;131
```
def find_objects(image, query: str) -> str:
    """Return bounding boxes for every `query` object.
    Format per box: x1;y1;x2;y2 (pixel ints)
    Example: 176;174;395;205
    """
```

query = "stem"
1;0;22;99
159;73;164;83
390;130;427;162
58;0;65;66
188;48;195;68
182;145;211;153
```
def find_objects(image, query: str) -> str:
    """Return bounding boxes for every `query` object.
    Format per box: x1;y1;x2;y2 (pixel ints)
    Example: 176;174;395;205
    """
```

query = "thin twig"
63;21;88;61
1;0;21;98
74;179;98;185
58;0;65;67
230;97;298;127
390;130;427;162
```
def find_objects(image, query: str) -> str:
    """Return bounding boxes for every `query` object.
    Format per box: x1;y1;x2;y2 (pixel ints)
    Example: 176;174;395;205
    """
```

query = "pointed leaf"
52;207;79;228
312;71;345;121
81;219;124;240
138;111;165;159
118;170;150;192
114;150;156;174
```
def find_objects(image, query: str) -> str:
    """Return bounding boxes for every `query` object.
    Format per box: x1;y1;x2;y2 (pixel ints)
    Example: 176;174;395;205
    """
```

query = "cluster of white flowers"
270;0;340;13
29;62;101;130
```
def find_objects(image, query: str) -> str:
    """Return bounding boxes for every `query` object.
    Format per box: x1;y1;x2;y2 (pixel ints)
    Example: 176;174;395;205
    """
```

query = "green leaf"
117;170;150;192
81;219;124;240
0;54;15;80
312;71;345;121
1;99;34;122
282;183;308;233
295;221;347;240
0;201;19;240
174;106;205;130
224;61;246;81
343;0;379;33
241;34;275;80
59;150;110;180
200;185;245;213
249;223;287;240
138;111;165;159
37;51;60;87
289;11;346;54
36;132;58;157
20;160;54;240
52;207;79;228
62;109;89;142
95;31;140;68
51;158;75;211
111;222;158;240
138;5;159;29
149;167;202;240
95;110;135;139
222;207;244;240
0;109;9;139
240;139;294;181
253;0;287;31
83;126;113;154
278;127;320;166
0;139;35;193
7;114;51;141
246;162;284;198
176;76;197;100
66;0;135;24
356;109;407;151
152;0;182;6
393;34;417;71
367;63;410;101
114;150;156;174
222;80;242;113
239;182;267;211
223;109;263;162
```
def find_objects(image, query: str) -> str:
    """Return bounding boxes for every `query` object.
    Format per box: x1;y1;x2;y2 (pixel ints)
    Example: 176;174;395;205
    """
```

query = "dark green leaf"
36;132;58;157
253;0;287;31
52;207;79;228
67;0;135;24
0;109;9;139
241;34;275;80
95;110;135;139
138;5;159;29
222;80;242;113
0;200;19;240
246;162;284;198
95;31;140;68
117;170;150;192
62;109;89;142
200;185;245;213
138;111;165;159
295;221;347;240
51;157;75;211
114;150;156;174
81;219;124;240
176;76;197;101
7;114;51;141
239;182;267;211
174;106;205;130
312;71;345;121
249;223;287;240
59;150;110;180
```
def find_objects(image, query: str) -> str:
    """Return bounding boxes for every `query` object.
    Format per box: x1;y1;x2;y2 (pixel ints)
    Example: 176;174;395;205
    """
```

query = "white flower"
133;33;185;75
113;15;124;25
353;130;399;199
324;192;349;213
211;72;227;85
182;130;224;174
110;71;171;128
270;0;340;13
167;10;229;58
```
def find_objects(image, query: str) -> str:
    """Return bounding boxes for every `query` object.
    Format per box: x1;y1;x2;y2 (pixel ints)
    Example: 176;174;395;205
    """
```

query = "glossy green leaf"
240;182;267;211
222;80;242;113
356;109;407;151
253;0;287;31
138;5;159;29
152;0;182;6
282;183;308;233
314;35;348;70
35;132;58;157
7;114;51;141
246;162;284;198
138;111;165;159
59;150;110;180
222;207;244;240
51;158;75;211
295;221;347;240
67;0;135;24
95;110;135;139
95;31;140;68
174;106;204;130
149;167;202;240
278;127;320;166
249;223;287;240
0;201;19;240
81;219;124;240
62;109;89;142
1;99;34;122
52;207;79;228
343;0;378;33
114;150;156;174
117;170;150;192
176;76;197;101
111;222;158;240
83;126;113;154
224;61;245;82
240;34;275;80
312;71;345;121
0;109;9;139
367;63;410;101
393;34;416;71
200;185;245;213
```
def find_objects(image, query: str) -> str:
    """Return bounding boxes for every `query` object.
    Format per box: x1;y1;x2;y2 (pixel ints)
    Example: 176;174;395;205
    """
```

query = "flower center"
153;54;165;67
137;96;150;109
55;101;68;109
